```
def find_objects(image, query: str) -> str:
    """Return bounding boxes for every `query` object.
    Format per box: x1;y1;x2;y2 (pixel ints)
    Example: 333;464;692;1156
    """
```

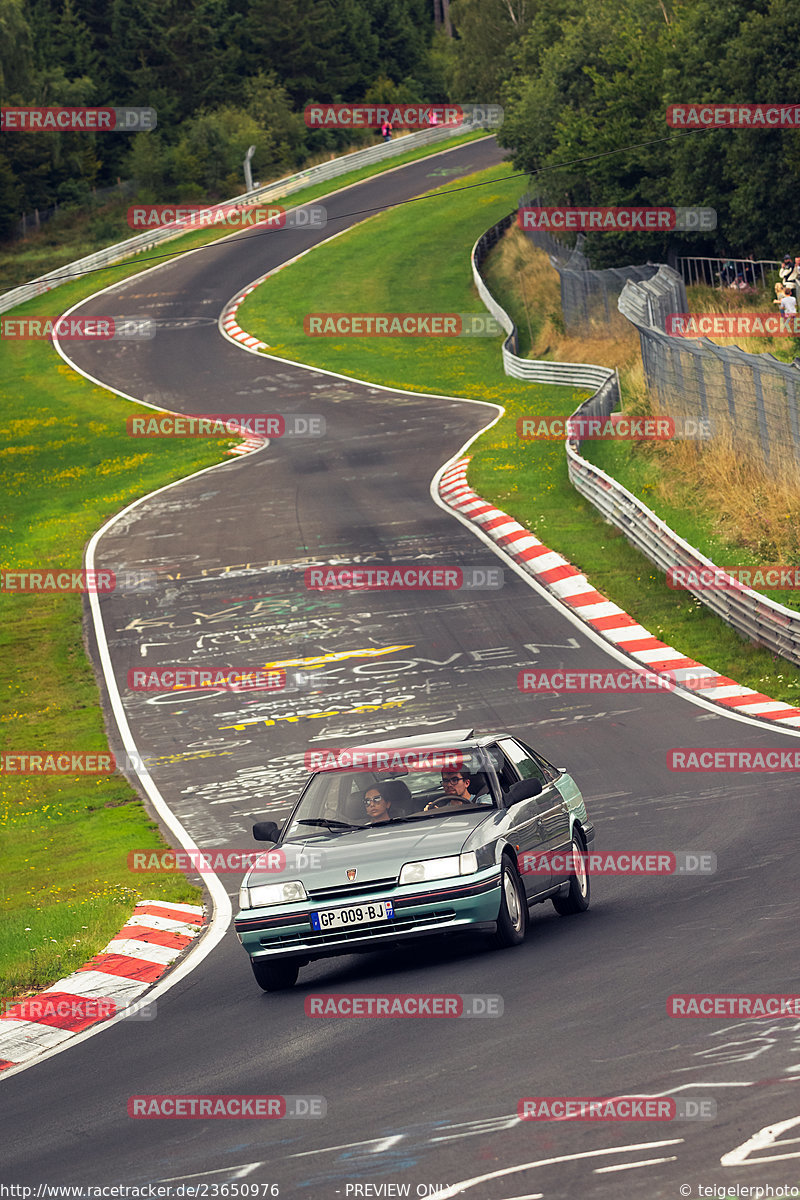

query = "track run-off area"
4;137;800;1200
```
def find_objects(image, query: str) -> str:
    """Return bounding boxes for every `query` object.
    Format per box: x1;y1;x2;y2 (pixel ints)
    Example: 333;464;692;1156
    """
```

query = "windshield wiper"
296;818;361;831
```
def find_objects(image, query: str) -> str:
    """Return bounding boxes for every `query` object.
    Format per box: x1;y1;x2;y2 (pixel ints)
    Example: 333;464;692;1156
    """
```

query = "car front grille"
261;910;457;948
306;878;396;902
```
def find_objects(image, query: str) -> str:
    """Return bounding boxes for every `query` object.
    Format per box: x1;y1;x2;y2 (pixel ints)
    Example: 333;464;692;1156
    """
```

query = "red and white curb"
220;286;271;457
221;283;269;354
0;899;205;1071
439;458;800;727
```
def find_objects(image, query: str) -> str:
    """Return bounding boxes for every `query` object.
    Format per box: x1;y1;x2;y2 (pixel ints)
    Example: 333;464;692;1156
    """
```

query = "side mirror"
505;777;543;806
253;820;280;843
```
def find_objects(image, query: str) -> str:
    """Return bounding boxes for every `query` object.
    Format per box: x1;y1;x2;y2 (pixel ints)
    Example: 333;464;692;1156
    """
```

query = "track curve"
4;138;799;1200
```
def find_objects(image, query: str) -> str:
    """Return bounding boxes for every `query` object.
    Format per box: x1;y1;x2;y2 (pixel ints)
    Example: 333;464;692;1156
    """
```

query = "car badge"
347;868;357;881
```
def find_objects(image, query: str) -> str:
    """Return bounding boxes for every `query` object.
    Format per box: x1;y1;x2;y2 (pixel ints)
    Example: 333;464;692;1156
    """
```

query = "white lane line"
593;1156;678;1173
491;1193;543;1199
428;1140;685;1198
721;1115;800;1165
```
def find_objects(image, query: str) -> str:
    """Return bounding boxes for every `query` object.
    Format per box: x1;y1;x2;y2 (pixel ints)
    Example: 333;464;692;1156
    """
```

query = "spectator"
779;255;795;294
380;120;392;142
777;284;796;333
789;257;800;296
718;259;737;288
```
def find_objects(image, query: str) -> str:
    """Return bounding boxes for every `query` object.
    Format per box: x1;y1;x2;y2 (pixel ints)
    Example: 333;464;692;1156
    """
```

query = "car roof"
355;728;506;750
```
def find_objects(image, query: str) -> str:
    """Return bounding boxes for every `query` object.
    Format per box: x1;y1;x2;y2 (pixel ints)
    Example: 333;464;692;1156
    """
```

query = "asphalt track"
4;138;800;1199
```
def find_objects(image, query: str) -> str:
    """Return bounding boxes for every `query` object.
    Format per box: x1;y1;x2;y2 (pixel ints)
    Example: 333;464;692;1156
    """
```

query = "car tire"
251;959;300;991
552;831;590;915
491;859;528;948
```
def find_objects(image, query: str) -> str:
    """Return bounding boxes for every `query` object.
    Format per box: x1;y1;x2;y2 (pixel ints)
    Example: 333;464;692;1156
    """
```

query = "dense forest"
1;0;798;258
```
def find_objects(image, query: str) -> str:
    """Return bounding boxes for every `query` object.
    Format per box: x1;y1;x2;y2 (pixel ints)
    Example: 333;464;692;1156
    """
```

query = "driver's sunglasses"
364;795;383;805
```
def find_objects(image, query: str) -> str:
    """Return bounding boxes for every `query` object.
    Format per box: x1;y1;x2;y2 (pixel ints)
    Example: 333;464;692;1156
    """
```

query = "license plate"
310;899;395;932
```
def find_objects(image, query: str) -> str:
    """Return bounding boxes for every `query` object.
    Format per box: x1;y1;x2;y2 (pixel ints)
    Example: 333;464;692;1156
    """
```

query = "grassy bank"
236;170;800;705
0;290;226;998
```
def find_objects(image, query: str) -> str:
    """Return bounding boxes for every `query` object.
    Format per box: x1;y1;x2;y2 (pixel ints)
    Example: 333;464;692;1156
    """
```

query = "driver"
424;768;475;811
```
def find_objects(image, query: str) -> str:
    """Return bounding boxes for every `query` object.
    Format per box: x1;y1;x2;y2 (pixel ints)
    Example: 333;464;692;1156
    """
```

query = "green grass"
0;282;231;999
236;163;800;707
0;133;497;1004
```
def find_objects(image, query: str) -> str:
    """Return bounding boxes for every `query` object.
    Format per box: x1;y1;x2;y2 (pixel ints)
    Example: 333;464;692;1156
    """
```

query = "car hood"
245;811;494;889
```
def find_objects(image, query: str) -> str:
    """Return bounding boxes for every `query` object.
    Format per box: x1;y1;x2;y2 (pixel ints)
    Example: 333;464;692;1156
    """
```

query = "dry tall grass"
493;227;800;561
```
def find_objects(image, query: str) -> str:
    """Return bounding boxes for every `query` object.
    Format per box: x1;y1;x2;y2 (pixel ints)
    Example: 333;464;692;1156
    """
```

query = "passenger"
363;786;392;823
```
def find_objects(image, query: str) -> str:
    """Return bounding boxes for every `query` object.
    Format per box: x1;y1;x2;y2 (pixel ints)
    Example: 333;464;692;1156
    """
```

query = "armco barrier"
565;443;800;666
1;120;489;316
474;212;800;667
471;217;614;389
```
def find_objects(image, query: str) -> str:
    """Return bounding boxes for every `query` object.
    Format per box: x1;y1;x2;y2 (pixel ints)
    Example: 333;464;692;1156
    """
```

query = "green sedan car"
235;728;595;990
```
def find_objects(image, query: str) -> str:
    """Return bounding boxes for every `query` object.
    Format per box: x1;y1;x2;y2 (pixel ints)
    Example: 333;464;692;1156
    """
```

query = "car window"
497;738;548;786
516;739;561;783
282;753;497;838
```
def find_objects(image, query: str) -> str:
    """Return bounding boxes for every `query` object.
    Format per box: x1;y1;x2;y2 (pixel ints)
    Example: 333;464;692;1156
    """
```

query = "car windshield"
282;748;497;842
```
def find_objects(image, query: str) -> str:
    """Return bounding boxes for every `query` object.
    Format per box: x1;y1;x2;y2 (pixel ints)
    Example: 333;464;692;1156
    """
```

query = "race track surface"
4;138;799;1200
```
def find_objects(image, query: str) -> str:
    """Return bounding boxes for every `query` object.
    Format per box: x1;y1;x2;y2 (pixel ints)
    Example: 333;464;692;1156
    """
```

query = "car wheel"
251;959;300;991
491;859;528;948
552;831;590;915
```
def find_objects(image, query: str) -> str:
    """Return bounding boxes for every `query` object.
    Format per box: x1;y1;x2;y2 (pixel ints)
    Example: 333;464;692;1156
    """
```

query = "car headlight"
399;852;478;885
238;880;307;910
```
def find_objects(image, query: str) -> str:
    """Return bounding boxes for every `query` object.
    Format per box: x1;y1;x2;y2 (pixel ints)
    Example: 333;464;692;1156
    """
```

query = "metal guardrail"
677;255;780;290
566;444;800;666
471;215;616;390
474;211;800;666
0;120;488;315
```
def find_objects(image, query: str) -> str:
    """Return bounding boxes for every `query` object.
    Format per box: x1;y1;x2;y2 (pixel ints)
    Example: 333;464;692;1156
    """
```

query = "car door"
497;738;570;890
516;738;574;884
489;739;549;896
